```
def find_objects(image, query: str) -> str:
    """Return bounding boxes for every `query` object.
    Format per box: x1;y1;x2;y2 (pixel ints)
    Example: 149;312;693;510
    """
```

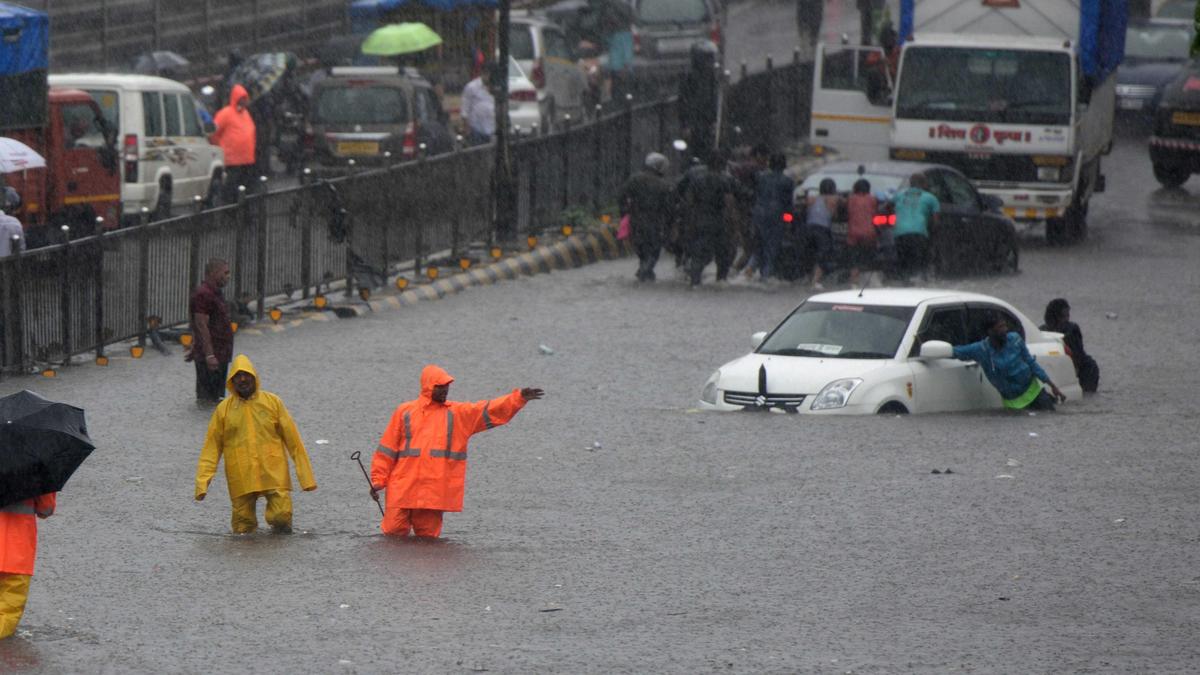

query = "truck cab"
809;0;1125;245
5;88;120;246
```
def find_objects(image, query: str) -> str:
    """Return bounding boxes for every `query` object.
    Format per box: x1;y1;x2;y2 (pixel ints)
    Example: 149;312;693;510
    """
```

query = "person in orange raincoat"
210;84;256;203
370;365;543;538
0;493;55;638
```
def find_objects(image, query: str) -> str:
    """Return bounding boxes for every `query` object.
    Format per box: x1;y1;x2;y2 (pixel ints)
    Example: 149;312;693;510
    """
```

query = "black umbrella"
0;391;94;508
131;50;190;77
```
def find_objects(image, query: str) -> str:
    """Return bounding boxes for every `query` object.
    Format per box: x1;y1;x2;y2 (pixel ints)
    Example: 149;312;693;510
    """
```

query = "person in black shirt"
677;150;737;286
1041;298;1100;393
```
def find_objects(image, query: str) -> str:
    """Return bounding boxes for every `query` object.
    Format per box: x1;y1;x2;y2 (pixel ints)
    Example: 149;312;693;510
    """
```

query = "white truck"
809;0;1127;244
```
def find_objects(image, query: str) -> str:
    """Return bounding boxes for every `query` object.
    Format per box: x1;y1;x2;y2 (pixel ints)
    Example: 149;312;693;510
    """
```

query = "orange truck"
1;3;120;247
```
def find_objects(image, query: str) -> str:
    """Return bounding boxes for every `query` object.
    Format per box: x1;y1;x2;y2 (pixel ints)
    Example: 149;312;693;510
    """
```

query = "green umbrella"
361;23;443;57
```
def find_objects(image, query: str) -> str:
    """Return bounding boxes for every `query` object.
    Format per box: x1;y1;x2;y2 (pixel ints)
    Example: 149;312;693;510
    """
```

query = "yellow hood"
226;354;259;395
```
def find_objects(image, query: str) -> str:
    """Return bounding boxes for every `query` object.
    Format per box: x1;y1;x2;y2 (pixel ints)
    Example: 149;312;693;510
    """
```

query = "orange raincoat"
211;85;256;167
371;365;528;514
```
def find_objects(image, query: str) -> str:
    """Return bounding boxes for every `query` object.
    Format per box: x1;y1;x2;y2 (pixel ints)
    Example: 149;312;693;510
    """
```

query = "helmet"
644;152;669;175
2;187;20;212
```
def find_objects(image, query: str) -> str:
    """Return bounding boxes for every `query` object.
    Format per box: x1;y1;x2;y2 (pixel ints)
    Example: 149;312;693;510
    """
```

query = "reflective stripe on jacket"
370;365;527;512
0;494;55;575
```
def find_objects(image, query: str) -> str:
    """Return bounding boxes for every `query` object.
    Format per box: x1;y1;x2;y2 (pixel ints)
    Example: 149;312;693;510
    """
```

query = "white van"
48;74;224;221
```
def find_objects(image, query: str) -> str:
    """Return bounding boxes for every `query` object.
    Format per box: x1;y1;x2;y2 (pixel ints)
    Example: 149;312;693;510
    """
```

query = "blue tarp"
350;0;497;20
0;2;48;76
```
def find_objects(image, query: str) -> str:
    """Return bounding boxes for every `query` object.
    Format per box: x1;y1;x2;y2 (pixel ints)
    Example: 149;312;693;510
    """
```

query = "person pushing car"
370;365;543;538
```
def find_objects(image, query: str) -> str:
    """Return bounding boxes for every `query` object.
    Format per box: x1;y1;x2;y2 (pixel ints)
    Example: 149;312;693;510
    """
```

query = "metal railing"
0;58;808;374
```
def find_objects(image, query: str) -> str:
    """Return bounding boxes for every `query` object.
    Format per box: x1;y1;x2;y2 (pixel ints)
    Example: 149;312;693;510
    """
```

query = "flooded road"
1;130;1198;673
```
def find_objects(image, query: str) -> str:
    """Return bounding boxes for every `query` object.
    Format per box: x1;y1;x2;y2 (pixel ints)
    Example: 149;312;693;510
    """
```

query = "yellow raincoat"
195;355;316;501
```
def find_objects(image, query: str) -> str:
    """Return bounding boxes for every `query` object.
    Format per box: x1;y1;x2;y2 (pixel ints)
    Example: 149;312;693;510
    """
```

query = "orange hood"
229;84;250;108
420;365;454;401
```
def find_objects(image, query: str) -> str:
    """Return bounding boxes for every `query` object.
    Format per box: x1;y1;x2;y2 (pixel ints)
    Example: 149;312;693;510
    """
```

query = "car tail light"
633;26;641;54
122;133;138;184
510;89;537;102
872;214;896;227
709;21;721;46
532;58;546;89
781;212;794;223
402;122;417;159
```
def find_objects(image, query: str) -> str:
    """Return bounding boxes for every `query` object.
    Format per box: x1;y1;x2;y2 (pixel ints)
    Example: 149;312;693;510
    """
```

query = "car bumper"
1150;136;1200;168
509;106;541;135
697;396;878;415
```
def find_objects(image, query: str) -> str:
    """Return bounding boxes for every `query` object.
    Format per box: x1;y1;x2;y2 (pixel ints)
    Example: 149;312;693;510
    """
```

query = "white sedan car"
699;289;1082;414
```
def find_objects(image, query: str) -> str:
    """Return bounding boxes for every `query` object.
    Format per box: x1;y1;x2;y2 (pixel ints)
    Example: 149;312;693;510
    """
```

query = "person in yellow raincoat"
370;365;543;538
195;355;317;533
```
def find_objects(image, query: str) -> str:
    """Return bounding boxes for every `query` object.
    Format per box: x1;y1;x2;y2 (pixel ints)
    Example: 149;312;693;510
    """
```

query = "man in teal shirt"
891;172;940;281
952;312;1067;410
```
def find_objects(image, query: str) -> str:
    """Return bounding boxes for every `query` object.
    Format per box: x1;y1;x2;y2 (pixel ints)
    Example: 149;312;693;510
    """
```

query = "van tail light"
122;133;138;184
510;89;537;102
532;59;546;89
873;214;896;226
401;122;417;159
709;21;721;47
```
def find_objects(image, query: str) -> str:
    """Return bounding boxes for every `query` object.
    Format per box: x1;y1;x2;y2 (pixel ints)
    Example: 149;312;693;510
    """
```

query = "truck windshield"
895;47;1071;126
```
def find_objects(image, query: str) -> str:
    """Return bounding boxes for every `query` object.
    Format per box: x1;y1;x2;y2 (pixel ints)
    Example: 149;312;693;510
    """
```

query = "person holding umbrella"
195;355;317;534
368;365;542;538
0;390;95;638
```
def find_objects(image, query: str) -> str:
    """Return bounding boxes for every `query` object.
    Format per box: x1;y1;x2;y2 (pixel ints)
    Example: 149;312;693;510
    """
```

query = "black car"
1149;60;1200;188
1116;19;1193;128
793;161;1019;278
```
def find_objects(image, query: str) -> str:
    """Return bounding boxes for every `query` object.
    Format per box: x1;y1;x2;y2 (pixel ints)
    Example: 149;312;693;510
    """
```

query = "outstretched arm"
465;387;543;435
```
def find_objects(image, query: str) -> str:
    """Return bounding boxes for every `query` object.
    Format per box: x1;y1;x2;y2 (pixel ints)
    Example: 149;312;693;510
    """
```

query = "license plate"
1118;98;1144;110
1172;111;1200;126
656;37;697;53
337;141;379;156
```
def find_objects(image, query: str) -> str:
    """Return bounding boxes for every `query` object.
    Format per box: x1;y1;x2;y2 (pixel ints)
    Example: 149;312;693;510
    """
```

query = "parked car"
1116;19;1193;128
1149;60;1200;187
698;289;1081;414
794;161;1019;277
306;66;453;175
508;58;542;135
48;73;224;221
631;0;725;85
510;12;591;130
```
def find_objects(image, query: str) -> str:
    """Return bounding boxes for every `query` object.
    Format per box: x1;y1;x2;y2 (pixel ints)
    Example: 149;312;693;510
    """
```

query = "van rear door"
809;44;892;161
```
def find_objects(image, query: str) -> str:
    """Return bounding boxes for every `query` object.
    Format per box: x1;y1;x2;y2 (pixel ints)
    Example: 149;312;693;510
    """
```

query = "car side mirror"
918;340;954;360
980;194;1004;212
751;331;767;349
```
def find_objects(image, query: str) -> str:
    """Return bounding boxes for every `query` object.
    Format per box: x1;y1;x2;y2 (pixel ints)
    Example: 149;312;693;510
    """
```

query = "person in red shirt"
188;258;234;404
845;178;879;287
210;84;256;204
0;493;55;639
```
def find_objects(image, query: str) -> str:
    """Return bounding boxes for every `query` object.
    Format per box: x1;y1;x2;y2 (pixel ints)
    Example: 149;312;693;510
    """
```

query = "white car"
507;58;542;136
698;289;1082;414
510;13;591;130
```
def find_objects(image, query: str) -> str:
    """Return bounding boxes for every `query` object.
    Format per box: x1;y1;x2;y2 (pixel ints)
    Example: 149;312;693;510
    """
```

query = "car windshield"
1125;23;1193;60
1158;0;1194;19
314;86;408;125
509;25;535;61
758;302;915;359
637;0;709;24
798;172;906;196
896;47;1071;125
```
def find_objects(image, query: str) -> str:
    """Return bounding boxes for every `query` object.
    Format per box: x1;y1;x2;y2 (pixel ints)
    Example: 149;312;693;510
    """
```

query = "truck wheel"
1064;203;1088;242
153;180;172;221
1153;162;1190;189
1045;217;1067;246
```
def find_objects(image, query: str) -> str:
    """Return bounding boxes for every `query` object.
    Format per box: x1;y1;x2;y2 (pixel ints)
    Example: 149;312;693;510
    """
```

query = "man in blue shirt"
891;172;939;282
952;312;1066;410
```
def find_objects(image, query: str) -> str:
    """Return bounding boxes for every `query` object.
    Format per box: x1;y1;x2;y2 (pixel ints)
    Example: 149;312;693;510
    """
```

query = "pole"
350;451;385;516
493;0;516;242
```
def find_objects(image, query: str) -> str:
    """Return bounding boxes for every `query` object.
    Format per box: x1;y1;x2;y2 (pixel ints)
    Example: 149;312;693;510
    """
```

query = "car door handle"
964;362;979;369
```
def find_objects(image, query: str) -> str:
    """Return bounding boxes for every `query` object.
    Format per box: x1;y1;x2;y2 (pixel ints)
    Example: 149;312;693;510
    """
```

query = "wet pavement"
0;122;1198;672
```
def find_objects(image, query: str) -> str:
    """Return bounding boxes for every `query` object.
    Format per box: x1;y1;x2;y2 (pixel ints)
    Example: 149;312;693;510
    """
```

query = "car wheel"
1153;161;1190;189
877;402;909;415
153;180;172;221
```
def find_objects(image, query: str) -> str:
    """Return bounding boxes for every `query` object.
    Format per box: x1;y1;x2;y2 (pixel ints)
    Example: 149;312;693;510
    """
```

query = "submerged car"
794;161;1019;277
698;289;1081;415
